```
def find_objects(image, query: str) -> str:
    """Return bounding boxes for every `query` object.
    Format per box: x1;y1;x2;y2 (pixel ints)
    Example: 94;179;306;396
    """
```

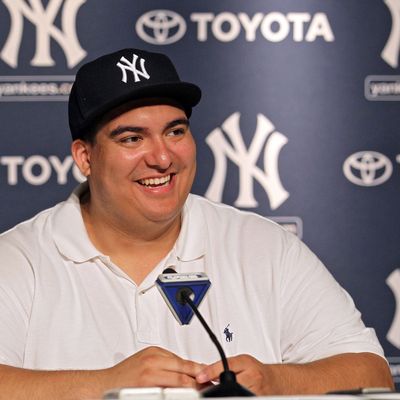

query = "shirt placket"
135;251;178;344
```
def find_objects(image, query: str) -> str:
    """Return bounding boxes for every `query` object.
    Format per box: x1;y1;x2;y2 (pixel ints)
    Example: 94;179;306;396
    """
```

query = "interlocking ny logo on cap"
116;53;150;83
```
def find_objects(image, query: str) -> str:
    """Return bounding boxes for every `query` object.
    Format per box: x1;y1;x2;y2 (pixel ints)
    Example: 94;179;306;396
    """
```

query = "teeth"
139;175;171;187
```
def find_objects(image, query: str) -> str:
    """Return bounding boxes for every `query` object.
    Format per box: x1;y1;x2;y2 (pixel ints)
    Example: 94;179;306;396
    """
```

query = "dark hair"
79;124;99;144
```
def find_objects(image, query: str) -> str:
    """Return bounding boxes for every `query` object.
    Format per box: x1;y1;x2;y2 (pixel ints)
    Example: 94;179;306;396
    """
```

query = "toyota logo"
136;10;186;45
343;151;393;186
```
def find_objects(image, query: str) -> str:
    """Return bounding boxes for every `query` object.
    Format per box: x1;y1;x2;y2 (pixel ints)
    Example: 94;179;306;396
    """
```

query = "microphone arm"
178;289;254;397
180;291;229;373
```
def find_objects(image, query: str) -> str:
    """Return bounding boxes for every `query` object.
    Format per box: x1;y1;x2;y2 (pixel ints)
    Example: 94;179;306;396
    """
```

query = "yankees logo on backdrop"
116;54;150;83
0;0;86;68
382;0;400;68
386;269;400;349
205;112;289;210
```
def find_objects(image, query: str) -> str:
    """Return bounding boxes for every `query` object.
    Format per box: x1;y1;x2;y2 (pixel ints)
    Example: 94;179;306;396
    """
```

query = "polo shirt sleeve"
0;235;35;367
279;235;384;363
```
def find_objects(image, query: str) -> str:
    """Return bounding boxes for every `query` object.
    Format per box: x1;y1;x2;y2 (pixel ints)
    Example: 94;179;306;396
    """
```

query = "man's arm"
196;352;394;395
0;347;205;400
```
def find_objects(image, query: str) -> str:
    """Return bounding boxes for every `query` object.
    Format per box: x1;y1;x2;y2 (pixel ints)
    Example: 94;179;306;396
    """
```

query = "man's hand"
0;347;208;400
106;346;206;390
195;353;394;396
195;354;269;395
0;351;392;399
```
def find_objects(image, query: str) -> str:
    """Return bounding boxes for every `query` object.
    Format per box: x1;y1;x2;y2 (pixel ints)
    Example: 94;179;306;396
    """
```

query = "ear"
71;139;92;177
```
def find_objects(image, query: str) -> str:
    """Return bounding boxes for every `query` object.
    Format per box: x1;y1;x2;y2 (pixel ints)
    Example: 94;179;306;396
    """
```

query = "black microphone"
157;268;254;397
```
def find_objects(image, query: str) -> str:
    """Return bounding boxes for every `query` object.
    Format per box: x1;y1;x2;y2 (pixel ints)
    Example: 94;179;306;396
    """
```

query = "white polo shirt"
0;184;384;370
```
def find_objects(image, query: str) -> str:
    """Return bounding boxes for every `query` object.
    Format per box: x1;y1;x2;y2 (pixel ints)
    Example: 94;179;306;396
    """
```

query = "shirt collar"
52;182;101;263
52;187;207;266
138;194;207;289
173;194;206;263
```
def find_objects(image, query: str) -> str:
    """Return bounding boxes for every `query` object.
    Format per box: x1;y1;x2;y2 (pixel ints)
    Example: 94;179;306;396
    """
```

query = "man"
0;48;394;399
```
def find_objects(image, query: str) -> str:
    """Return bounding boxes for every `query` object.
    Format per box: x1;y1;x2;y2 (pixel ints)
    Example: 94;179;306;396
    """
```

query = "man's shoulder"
0;184;84;246
188;193;276;221
187;194;289;238
185;195;303;274
0;202;62;249
0;203;62;281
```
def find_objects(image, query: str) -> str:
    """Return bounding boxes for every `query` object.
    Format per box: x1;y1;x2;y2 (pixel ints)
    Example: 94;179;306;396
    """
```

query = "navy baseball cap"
68;48;201;140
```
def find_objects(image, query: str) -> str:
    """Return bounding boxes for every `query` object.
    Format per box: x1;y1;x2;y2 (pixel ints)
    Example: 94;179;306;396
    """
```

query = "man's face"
76;104;197;229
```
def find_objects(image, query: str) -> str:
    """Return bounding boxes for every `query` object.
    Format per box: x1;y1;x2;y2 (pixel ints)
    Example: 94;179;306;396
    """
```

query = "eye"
119;135;142;144
167;127;186;137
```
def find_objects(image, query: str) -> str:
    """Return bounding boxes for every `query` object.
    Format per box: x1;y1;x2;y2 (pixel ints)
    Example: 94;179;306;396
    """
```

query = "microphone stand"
180;290;255;397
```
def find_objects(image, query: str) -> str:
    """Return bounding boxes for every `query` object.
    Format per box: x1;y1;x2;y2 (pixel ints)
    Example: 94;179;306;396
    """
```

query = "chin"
146;205;183;224
148;211;179;223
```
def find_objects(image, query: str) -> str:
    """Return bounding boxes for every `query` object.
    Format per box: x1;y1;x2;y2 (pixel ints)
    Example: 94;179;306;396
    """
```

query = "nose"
145;137;172;170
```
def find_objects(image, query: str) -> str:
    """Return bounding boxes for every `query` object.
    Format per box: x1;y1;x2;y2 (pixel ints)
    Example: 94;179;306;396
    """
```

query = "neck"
80;200;182;284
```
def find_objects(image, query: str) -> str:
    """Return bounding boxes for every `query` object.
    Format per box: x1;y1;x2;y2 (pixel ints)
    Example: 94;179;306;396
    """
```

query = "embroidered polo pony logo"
223;324;233;342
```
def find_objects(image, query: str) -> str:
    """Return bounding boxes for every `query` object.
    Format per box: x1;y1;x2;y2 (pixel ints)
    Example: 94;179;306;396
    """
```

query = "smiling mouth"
138;174;172;188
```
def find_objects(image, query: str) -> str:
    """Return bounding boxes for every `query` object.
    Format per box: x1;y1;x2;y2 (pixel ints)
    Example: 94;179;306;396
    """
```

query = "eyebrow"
109;126;143;138
165;118;190;130
109;118;190;139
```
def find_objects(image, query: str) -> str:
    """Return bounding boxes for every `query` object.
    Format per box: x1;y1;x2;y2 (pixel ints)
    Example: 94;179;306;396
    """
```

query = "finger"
180;359;206;377
196;356;249;384
138;369;199;389
232;358;267;396
143;348;204;378
162;354;205;378
196;360;224;383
